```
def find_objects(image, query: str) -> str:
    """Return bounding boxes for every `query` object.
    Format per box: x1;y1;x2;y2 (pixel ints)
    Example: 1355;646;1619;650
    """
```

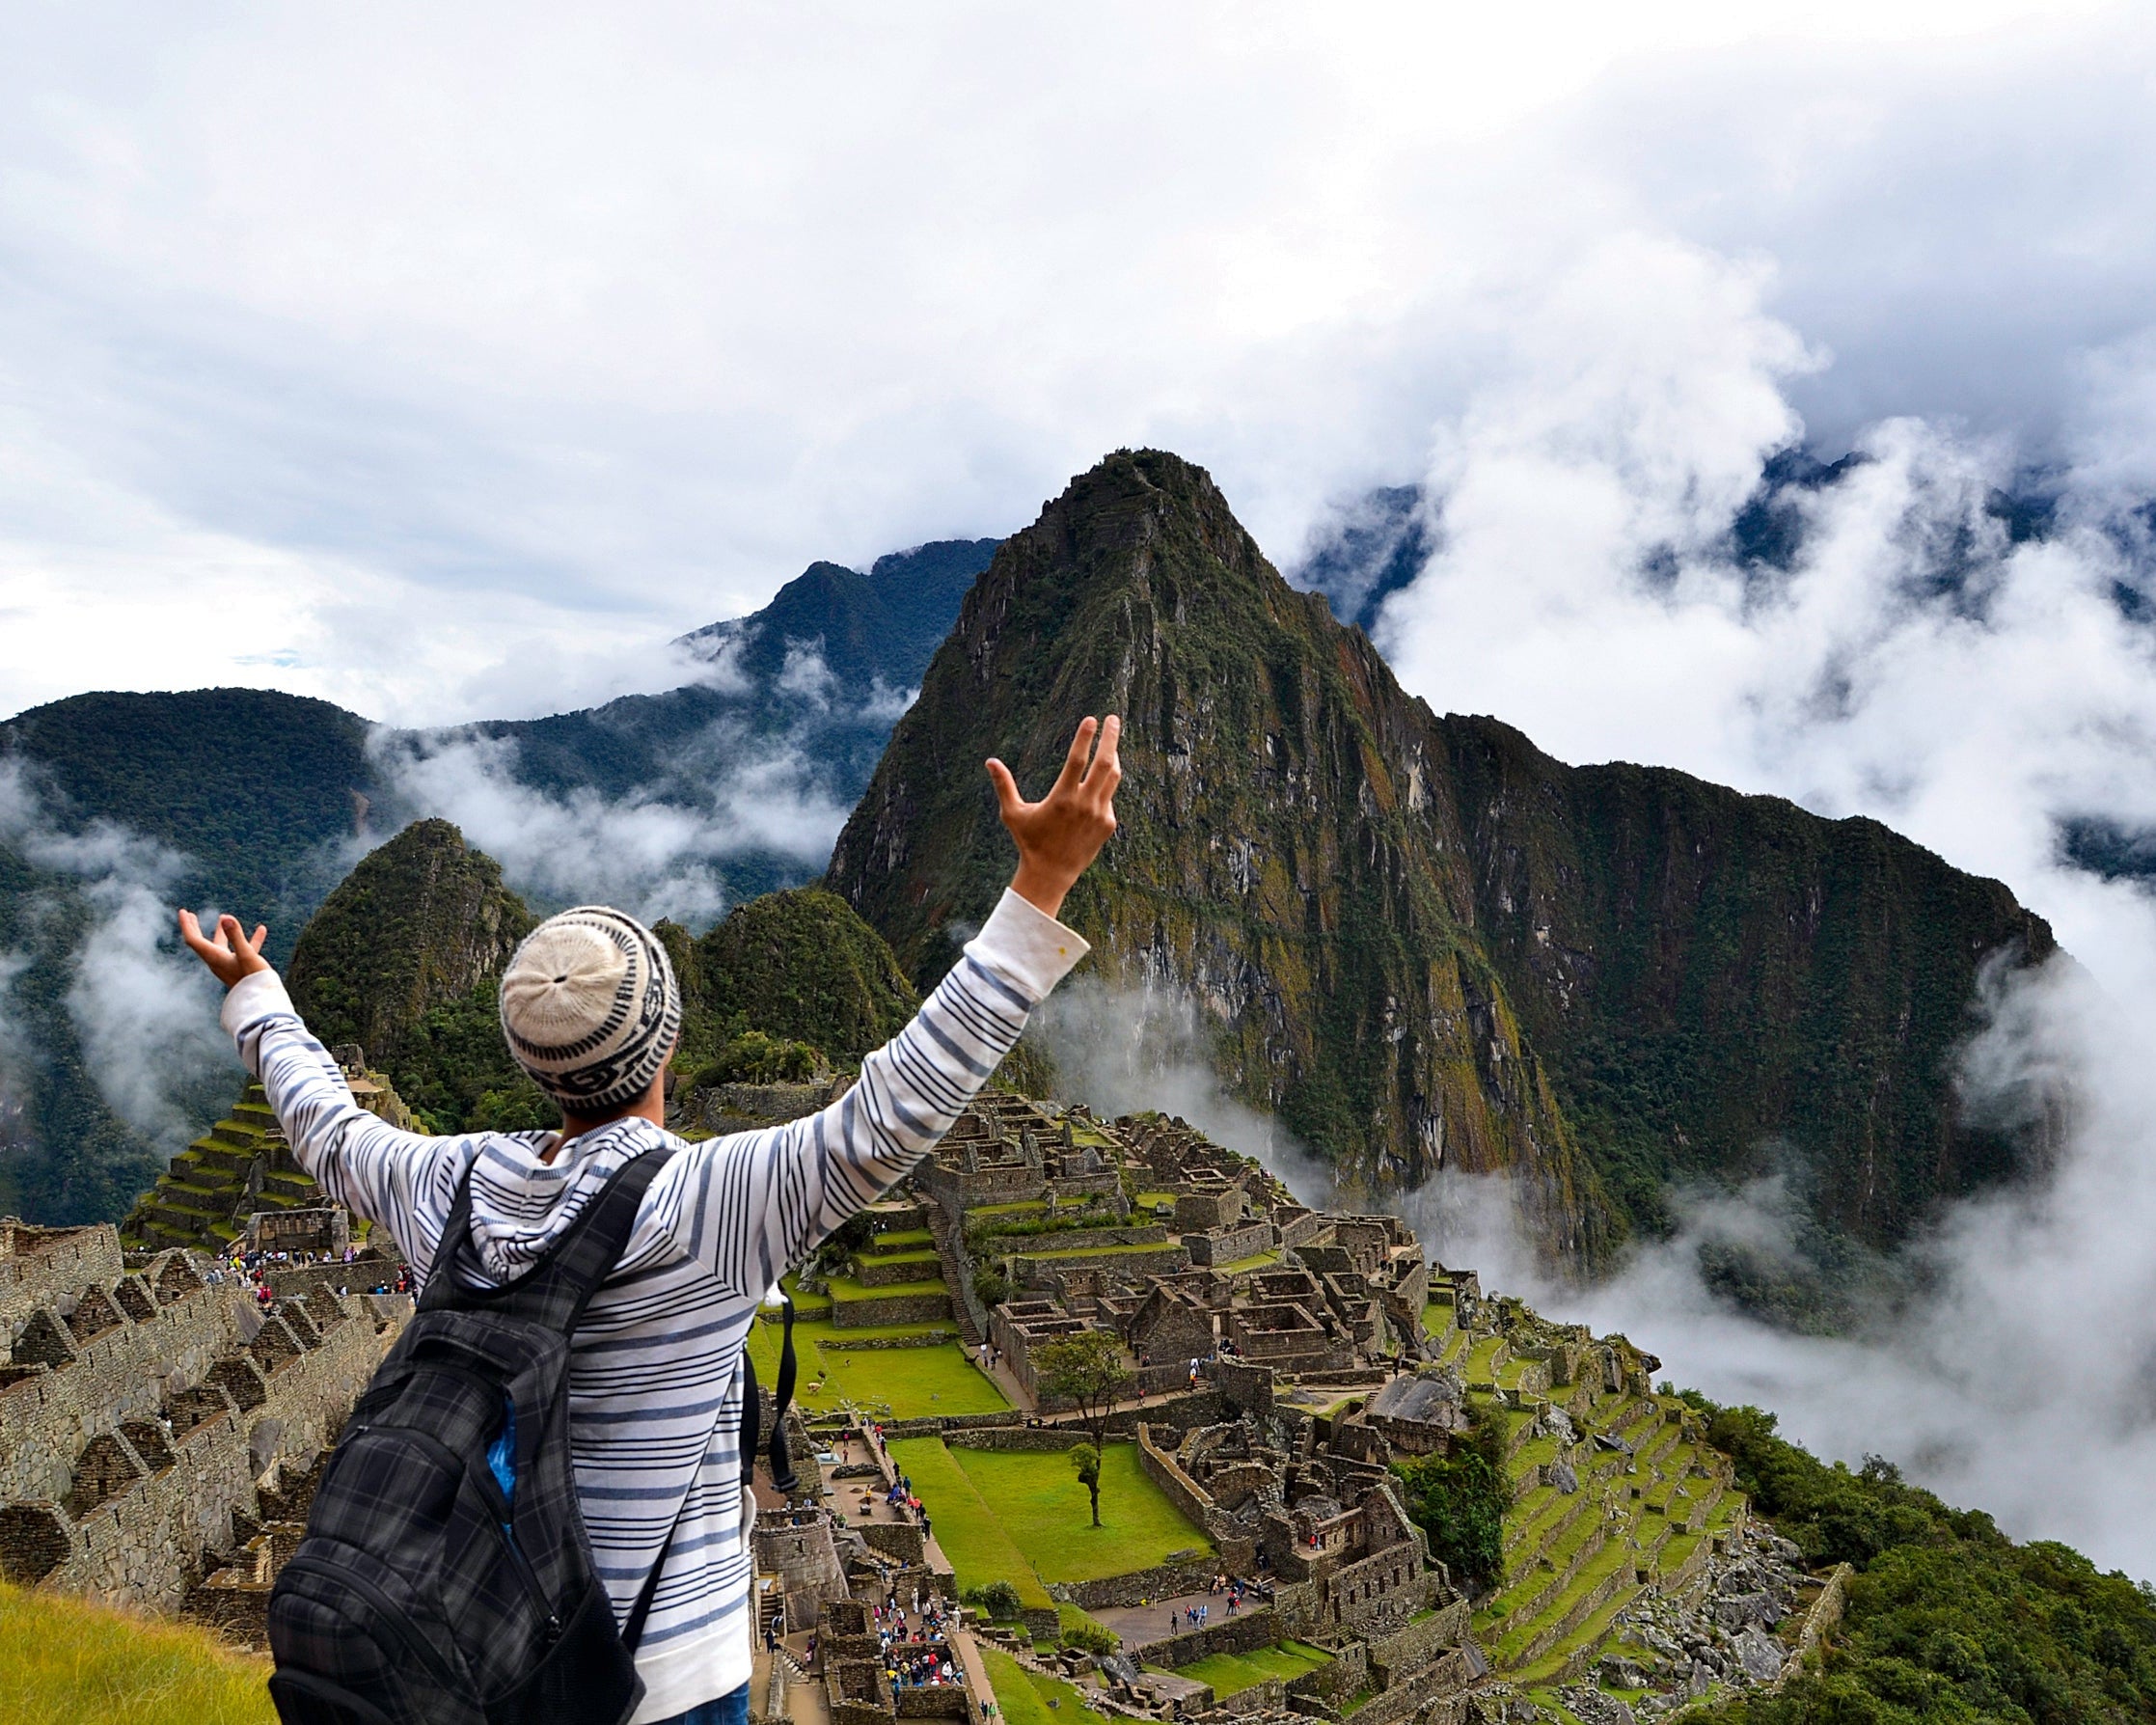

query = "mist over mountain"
828;451;2059;1274
0;537;994;1219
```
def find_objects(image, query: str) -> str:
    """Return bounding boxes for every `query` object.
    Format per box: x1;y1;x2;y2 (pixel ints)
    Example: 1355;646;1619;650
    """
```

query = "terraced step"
1506;1511;1610;1628
1506;1477;1596;1569
1605;1398;1662;1446
1502;1526;1642;1672
1506;1474;1581;1558
1511;1576;1646;1690
1637;1419;1684;1472
129;1220;198;1249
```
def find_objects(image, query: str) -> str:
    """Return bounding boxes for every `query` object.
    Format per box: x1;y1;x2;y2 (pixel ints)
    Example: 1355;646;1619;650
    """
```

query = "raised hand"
987;715;1122;920
178;910;272;990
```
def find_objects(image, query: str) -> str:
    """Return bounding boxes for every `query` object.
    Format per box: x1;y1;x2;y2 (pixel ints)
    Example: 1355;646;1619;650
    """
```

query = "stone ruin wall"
0;1221;402;1612
2;1246;252;1503
0;1218;128;1331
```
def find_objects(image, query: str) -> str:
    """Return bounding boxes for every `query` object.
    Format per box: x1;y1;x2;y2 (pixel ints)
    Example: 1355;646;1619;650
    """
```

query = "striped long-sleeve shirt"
221;888;1087;1724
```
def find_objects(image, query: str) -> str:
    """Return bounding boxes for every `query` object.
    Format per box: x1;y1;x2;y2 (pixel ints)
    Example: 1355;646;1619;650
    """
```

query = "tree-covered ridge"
0;687;374;963
826;449;2057;1266
286;819;535;1075
486;537;997;805
1440;725;2054;1248
688;886;918;1063
1685;1398;2156;1723
0;543;987;1222
0;848;174;1224
278;834;921;1136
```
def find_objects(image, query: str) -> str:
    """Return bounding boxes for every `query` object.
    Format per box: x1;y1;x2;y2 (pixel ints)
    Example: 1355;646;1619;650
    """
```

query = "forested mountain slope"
0;541;993;1222
827;450;2056;1265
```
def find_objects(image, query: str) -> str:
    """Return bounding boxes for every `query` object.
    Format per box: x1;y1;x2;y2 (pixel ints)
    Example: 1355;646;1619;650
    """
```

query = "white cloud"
1399;949;2156;1579
368;726;852;927
1360;213;2156;1579
0;760;234;1155
2;4;2152;721
1027;975;1338;1211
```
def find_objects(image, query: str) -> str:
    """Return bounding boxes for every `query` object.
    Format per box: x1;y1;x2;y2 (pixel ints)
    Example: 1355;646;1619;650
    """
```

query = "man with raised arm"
181;717;1122;1725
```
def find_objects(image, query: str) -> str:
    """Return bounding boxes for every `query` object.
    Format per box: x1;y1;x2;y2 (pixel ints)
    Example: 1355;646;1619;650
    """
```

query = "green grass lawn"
0;1582;276;1725
889;1438;1211;1600
859;1251;944;1275
748;1318;1008;1419
869;1228;935;1248
1214;1250;1281;1273
946;1442;1211;1583
887;1439;1054;1608
826;1273;951;1301
1167;1641;1332;1697
982;1647;1099;1725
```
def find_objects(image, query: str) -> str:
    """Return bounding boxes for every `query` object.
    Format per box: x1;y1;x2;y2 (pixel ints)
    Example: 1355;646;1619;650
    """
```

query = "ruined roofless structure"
758;1093;1815;1724
13;1073;1824;1719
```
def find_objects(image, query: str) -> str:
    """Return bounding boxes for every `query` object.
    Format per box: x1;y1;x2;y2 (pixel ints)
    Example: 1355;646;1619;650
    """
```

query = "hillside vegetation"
827;450;2056;1267
280;835;921;1135
1687;1399;2156;1723
287;817;535;1074
0;543;993;1223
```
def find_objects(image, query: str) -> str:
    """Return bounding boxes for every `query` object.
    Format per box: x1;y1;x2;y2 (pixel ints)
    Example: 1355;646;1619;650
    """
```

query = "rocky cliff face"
826;450;2057;1265
286;819;535;1074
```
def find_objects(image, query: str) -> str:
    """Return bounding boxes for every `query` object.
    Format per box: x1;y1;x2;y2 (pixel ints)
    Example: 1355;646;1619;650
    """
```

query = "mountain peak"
830;446;2058;1269
287;819;535;1073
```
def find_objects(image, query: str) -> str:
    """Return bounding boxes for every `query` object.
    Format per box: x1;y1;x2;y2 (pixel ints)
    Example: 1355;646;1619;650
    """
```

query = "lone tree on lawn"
1035;1331;1134;1526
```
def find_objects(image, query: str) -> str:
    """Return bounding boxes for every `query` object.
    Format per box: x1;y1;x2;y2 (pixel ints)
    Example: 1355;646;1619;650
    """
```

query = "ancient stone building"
0;1218;403;1613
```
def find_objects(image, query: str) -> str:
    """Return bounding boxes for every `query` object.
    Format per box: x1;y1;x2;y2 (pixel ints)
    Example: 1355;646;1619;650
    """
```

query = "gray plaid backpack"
266;1146;692;1725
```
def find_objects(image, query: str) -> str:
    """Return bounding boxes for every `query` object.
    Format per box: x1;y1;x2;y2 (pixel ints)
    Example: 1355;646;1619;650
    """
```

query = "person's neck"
543;1094;666;1164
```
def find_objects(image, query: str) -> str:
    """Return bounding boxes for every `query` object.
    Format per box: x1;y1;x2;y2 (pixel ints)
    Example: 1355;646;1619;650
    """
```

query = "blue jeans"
654;1682;750;1725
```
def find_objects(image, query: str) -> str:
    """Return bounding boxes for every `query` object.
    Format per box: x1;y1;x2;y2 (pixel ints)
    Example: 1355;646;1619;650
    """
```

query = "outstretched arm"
662;715;1122;1293
179;910;453;1269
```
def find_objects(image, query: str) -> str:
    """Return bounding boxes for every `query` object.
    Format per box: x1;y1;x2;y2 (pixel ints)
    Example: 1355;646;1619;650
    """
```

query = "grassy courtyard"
981;1647;1097;1725
888;1438;1212;1602
886;1438;1055;1608
746;1315;1009;1419
1168;1641;1333;1697
950;1441;1210;1582
0;1583;275;1725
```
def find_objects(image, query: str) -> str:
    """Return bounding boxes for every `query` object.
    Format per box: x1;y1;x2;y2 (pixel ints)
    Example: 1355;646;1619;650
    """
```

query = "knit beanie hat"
498;905;681;1114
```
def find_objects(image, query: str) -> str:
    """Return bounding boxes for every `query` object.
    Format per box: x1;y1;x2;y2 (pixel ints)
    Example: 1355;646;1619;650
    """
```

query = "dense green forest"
1685;1395;2156;1723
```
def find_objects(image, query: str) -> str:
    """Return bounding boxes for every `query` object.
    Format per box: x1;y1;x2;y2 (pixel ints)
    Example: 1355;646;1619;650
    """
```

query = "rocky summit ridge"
827;450;2058;1267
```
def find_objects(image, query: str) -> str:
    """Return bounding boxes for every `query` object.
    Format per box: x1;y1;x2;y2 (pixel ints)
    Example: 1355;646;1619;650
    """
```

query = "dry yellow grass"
0;1581;276;1725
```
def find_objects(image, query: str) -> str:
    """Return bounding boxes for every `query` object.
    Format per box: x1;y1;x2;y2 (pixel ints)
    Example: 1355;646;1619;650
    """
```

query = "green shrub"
973;1266;1013;1307
694;1030;824;1087
1683;1397;2156;1725
1389;1401;1511;1595
967;1580;1024;1622
1060;1618;1119;1656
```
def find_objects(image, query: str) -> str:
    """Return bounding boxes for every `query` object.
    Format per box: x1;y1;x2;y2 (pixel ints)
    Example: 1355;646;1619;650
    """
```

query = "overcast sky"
2;2;2151;725
12;4;2156;1570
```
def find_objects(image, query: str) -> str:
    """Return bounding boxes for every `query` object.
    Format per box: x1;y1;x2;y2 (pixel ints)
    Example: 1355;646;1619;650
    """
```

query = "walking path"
1090;1590;1248;1652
